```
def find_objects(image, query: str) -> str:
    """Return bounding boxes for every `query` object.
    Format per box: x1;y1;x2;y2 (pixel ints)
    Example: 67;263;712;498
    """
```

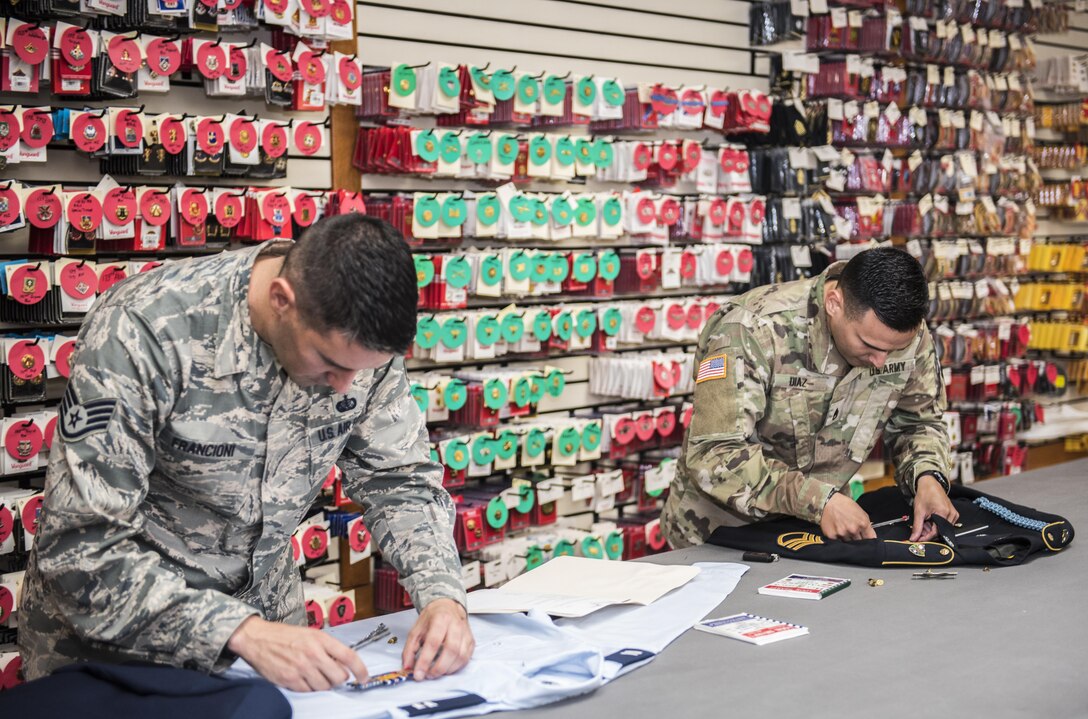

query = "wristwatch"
916;470;950;495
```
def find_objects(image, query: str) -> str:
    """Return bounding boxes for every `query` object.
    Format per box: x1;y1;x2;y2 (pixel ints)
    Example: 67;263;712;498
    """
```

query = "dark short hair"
839;247;928;332
283;214;417;354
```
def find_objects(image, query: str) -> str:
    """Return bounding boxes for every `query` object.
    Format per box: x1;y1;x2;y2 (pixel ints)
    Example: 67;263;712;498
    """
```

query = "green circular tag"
500;313;525;343
509;250;532;281
543;74;566;105
475;314;501;346
476;193;501;226
438;65;460;97
554;311;574;341
557;426;580;457
444;438;470;471
581;421;602;451
482;378;508;410
414;255;435;288
551;196;574;226
486;496;509;529
479;254;502;286
508;195;534;223
647;459;672;497
598;250;620;281
443;378;468;411
574;197;597;227
512;377;533;408
441;317;468;349
545;369;566;397
470;65;491;91
490;69;515;101
526;545;545;570
572;252;596;282
524;428;548;458
593;138;614;168
529;197;549;226
601;307;622;336
548;253;570;283
471;435;495;466
494;430;518;460
575;309;597;338
604;530;624;559
575;138;594;164
528;375;546;404
575;76;597;106
517;74;540;105
530;253;550;283
430;445;440;465
529;135;552;166
439;132;462;164
466;133;492;164
554;135;576;167
601;196;623;226
414;195;440;228
415;316;440;349
532;310;553;341
515;485;535;513
443;255;471;288
410;383;429;413
496;134;519;165
391;64;417;96
555;539;576;557
441;196;468;227
581;536;604;559
602;79;624;107
414;129;439;162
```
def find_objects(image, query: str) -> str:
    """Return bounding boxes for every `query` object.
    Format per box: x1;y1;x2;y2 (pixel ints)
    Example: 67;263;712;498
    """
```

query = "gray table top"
515;458;1088;719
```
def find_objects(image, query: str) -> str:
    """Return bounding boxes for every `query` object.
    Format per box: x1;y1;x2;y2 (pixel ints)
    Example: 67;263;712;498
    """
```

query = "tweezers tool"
349;622;390;650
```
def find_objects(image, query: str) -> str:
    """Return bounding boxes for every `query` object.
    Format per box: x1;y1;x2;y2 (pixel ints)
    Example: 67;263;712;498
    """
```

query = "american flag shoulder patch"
695;353;728;384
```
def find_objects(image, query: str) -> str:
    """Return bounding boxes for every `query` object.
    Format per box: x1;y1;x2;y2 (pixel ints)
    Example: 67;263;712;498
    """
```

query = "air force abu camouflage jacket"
19;245;464;679
663;263;950;548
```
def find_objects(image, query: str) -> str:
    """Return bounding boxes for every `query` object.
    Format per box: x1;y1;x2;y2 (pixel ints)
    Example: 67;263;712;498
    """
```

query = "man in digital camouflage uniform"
19;214;474;692
664;247;959;548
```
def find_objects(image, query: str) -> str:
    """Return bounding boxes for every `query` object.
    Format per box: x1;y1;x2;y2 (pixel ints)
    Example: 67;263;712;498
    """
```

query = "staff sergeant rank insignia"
59;384;118;442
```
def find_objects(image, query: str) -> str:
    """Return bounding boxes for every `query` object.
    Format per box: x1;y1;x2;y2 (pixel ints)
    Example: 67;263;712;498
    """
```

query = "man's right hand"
819;491;877;541
227;616;369;693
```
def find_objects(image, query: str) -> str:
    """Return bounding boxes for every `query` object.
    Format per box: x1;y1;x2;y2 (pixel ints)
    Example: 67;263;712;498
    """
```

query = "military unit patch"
695;353;728;384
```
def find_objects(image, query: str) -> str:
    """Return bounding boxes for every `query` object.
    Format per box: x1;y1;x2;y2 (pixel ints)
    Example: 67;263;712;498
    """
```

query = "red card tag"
20;495;43;535
658;142;679;171
13;23;49;65
635;413;656;441
0;187;20;227
650;84;678;117
635;306;656;334
658;198;681;225
680;88;706;116
293;194;318;226
329;0;352;24
59;26;93;69
302;525;328;559
140;190;171;226
705;302;720;319
737;248;754;273
229;118;258;154
66;192;103;233
328;595;354;626
294;122;323;156
264;0;289;13
298;51;327;84
261;192;291;225
657;409;676;436
686;304;703;329
196;117;225;155
709;89;730;118
262;122;289;159
107;35;142;74
291;534;301;563
98;265;128;293
682;142;702;173
679;252;696;279
666;303;686;330
159;116;187;155
636;197;656;225
632;143;652;171
749;199;765;225
179;189;209;226
195;41;227;80
613;417;636;445
348;518;370;553
299;0;330;17
652;364;673;391
137;261;163;273
339;56;362;90
707;198;727;225
43;414;58;449
5;419;43;460
103;187;136;226
9;265;47;305
0;112;19;152
266;49;294;82
636;253;655;279
0;505;13;544
227;45;248;82
59;262;97;300
146;38;182;76
214;192;245;228
716;249;734;276
114;109;144;149
25;188;61;229
20;109;53;149
8;339;46;379
72;113;107;153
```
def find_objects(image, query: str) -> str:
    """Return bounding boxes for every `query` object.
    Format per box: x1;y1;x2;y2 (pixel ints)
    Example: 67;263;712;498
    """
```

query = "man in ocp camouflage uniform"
19;215;474;692
664;247;959;548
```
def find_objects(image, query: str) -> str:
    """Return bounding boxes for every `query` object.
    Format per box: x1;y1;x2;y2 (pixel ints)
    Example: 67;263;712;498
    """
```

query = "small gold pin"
868;578;884;587
388;636;398;645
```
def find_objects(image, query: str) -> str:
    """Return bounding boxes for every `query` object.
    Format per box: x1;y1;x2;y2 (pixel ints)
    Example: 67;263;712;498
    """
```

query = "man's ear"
825;285;843;320
268;276;297;317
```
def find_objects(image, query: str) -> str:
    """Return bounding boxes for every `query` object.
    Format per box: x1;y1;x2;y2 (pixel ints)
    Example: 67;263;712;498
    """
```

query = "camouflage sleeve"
339;357;465;611
683;315;837;524
884;332;952;496
35;304;257;672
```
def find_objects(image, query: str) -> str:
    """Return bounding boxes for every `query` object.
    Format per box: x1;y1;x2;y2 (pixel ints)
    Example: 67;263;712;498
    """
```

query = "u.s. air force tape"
58;384;117;442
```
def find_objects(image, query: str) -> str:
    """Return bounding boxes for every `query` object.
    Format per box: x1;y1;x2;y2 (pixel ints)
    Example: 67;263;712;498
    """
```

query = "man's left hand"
402;598;475;681
910;475;960;542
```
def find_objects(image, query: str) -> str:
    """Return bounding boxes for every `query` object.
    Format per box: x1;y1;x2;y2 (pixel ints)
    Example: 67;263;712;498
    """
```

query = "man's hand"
910;474;960;542
820;490;877;541
226;616;369;693
402;598;475;681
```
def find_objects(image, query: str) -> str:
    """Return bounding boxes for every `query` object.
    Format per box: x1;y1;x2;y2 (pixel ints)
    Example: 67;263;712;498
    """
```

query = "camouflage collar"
809;263;848;376
213;245;280;380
